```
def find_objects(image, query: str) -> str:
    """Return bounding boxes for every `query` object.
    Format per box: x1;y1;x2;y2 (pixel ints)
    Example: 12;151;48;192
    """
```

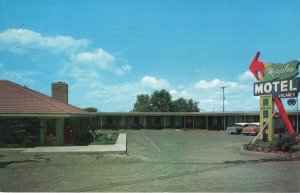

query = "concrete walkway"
22;133;126;153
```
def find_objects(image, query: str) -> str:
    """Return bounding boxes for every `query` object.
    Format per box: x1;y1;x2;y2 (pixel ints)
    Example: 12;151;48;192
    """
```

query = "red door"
64;126;74;145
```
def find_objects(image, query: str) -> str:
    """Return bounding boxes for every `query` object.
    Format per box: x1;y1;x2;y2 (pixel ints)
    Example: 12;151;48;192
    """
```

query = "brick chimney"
52;82;68;104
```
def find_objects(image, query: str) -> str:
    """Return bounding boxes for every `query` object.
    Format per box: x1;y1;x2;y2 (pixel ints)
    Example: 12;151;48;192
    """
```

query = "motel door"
45;119;57;145
64;126;74;145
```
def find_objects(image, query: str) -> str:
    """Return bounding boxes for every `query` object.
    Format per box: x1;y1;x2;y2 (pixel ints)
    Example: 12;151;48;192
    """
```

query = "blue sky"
1;0;300;112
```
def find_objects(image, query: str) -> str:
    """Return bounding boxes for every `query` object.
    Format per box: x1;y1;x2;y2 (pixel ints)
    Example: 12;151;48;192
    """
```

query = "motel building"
0;80;299;146
0;80;90;146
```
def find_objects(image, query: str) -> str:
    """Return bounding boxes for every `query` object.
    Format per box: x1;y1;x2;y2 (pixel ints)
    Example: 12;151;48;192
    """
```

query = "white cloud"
0;28;132;81
199;98;219;109
64;48;132;80
71;48;115;69
69;78;141;111
194;79;238;89
169;89;178;97
140;76;170;89
116;64;132;75
187;76;260;112
238;70;256;81
169;89;190;99
0;28;89;53
0;62;37;85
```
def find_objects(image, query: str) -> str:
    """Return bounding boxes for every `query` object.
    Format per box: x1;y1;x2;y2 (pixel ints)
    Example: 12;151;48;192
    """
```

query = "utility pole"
220;86;228;112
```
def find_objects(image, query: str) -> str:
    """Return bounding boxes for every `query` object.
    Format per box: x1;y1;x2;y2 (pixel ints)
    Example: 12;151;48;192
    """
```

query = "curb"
21;133;127;154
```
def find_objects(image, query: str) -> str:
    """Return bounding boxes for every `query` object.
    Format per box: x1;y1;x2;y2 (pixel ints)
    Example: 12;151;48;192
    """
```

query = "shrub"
22;138;34;148
0;141;5;148
14;129;26;144
105;134;113;140
244;134;295;152
7;144;21;148
271;133;294;152
243;140;272;152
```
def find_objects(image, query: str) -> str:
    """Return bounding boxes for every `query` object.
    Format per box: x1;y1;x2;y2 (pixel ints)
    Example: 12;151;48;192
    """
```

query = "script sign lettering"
263;61;300;81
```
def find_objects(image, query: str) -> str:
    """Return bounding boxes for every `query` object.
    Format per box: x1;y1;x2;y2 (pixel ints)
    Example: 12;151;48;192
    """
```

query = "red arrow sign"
249;52;265;81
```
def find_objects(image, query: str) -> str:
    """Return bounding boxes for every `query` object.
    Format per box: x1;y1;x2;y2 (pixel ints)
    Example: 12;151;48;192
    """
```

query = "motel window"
107;116;113;125
263;98;269;107
154;116;161;125
263;122;268;133
134;116;139;125
46;119;56;137
263;110;269;118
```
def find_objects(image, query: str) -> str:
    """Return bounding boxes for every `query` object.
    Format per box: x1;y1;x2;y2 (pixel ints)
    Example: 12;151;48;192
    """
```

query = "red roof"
0;80;90;116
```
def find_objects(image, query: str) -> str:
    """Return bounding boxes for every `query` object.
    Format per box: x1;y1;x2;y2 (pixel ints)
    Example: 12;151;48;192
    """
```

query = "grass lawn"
75;133;119;146
89;133;119;145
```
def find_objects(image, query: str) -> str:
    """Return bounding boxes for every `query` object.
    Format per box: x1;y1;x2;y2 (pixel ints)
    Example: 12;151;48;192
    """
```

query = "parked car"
226;123;248;134
242;123;260;135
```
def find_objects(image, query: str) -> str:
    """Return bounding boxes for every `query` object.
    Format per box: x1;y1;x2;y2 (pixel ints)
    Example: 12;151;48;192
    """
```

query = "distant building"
90;111;260;130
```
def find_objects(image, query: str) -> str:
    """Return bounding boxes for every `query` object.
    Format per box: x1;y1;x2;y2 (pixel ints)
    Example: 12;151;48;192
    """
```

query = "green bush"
7;144;21;148
89;133;119;145
14;129;26;144
104;133;113;141
271;133;294;152
22;138;34;148
244;133;296;152
243;140;272;152
0;140;5;148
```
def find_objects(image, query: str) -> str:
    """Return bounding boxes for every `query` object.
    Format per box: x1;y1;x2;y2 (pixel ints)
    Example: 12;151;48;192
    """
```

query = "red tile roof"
0;80;90;116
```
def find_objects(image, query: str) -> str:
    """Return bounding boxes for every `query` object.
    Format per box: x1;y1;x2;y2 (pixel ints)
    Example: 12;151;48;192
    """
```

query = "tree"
133;94;152;112
187;99;200;112
150;89;173;112
132;89;200;112
173;97;188;112
173;97;200;112
83;107;98;112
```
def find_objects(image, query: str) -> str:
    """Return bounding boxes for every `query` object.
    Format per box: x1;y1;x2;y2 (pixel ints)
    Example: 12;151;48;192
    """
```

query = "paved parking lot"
0;129;299;192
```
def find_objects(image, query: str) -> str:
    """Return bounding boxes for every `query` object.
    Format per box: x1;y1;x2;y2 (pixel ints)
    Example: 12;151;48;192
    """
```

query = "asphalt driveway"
0;129;299;192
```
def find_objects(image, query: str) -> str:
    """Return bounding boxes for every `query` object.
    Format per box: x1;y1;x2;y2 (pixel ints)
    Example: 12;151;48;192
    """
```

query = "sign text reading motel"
253;77;300;98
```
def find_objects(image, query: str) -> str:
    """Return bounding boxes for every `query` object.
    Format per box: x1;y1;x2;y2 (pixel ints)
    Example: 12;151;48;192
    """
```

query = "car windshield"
248;124;259;127
234;123;244;127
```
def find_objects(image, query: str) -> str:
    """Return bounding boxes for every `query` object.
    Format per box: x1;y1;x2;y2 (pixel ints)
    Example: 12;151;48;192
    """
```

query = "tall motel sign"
250;51;300;142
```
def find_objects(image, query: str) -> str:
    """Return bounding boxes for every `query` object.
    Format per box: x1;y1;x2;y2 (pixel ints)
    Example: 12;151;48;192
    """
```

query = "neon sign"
249;52;298;142
249;52;300;81
254;78;300;97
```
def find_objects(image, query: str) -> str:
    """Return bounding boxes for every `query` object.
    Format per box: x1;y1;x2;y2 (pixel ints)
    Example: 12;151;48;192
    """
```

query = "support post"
259;95;274;141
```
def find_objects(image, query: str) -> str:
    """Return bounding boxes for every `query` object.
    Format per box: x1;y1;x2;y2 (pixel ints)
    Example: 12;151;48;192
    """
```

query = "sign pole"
252;112;276;144
259;95;274;141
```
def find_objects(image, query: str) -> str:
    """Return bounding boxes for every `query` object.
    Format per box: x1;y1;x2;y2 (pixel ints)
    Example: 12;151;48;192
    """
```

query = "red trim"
273;97;296;142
